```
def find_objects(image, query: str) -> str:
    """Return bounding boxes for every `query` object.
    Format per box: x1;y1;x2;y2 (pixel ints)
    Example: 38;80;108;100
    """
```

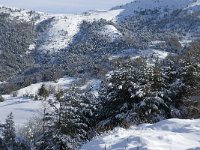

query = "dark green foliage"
3;113;16;145
184;64;197;86
0;12;35;81
0;95;4;102
36;88;97;149
0;5;200;150
38;84;49;100
0;138;7;150
0;112;31;150
96;55;196;129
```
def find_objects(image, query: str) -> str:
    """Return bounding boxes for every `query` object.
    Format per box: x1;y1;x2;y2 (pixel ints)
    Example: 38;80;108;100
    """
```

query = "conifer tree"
3;112;16;149
38;84;49;100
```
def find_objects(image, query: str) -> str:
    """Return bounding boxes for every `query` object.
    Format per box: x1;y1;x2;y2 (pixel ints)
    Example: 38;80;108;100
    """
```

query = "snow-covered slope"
0;77;74;127
36;10;122;53
34;0;200;53
1;0;200;54
112;0;200;18
0;96;42;127
81;119;200;150
99;25;122;42
0;5;46;23
0;77;101;127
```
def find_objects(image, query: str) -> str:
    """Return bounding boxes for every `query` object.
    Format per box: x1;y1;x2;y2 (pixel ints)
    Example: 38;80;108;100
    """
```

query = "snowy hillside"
0;5;46;23
112;0;200;17
81;119;200;150
36;10;122;53
0;77;74;126
0;0;199;54
35;0;200;53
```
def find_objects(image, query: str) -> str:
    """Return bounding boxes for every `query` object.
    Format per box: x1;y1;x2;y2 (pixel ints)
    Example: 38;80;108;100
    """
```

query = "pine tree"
97;58;151;128
3;112;16;149
38;84;49;100
151;59;162;91
0;138;7;150
97;56;191;129
36;87;97;150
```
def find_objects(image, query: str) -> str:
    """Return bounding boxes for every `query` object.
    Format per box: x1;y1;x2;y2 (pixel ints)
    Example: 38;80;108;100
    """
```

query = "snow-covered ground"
0;77;74;127
0;96;42;127
99;25;122;42
0;77;101;127
81;118;200;150
109;48;169;61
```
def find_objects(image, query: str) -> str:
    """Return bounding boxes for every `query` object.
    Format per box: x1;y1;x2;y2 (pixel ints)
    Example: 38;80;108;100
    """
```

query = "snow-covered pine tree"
57;88;97;148
97;55;194;129
36;87;97;149
97;58;151;128
3;112;16;149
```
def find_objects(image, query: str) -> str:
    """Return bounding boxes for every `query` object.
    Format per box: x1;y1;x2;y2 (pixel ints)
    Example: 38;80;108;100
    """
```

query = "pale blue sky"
0;0;133;14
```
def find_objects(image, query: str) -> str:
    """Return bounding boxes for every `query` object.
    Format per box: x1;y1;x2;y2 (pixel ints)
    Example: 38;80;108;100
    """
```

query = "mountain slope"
0;0;199;88
112;0;200;18
36;10;122;54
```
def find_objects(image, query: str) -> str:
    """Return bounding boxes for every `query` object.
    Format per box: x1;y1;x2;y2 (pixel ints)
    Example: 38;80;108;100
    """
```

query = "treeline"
0;13;35;82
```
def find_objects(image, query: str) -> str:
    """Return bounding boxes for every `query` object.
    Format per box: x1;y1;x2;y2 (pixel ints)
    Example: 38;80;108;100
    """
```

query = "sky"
0;0;133;14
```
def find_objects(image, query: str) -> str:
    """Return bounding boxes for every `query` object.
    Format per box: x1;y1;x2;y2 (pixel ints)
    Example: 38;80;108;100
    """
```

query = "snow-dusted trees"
17;117;43;149
179;40;200;118
1;112;30;150
3;113;16;149
97;58;151;127
0;12;35;82
97;55;196;129
36;87;97;149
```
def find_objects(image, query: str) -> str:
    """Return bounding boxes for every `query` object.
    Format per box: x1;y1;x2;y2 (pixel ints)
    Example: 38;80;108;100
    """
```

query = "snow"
0;77;74;127
37;10;122;53
26;43;36;54
109;49;169;61
28;44;36;51
112;0;199;18
140;49;169;59
0;81;6;85
2;0;200;54
15;77;74;97
0;5;47;23
186;0;200;12
99;25;122;42
80;118;200;150
0;96;42;127
37;15;81;53
0;0;199;143
80;79;101;97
